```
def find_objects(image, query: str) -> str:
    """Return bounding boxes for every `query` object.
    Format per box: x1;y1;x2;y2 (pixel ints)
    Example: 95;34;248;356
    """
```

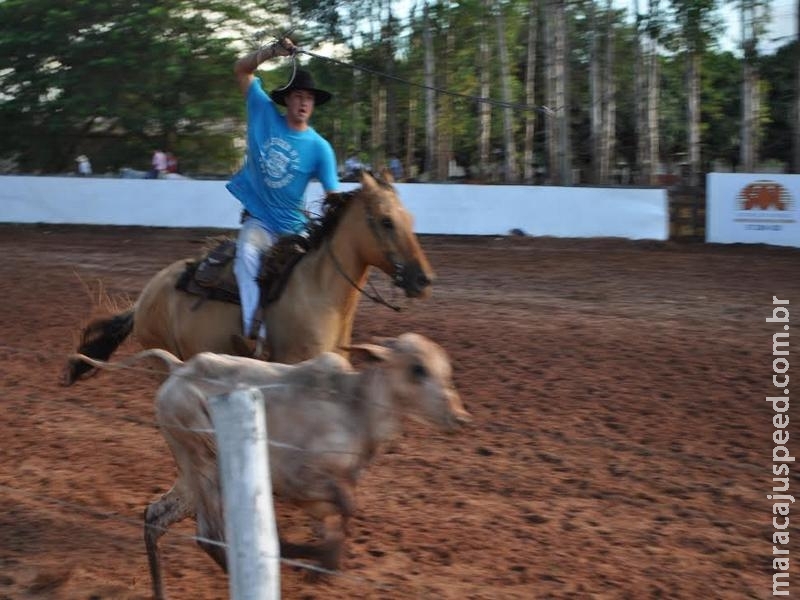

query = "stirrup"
247;319;263;340
248;318;267;359
254;336;265;358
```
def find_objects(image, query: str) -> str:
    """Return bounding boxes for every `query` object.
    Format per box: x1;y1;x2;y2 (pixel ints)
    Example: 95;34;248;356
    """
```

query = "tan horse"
64;170;434;384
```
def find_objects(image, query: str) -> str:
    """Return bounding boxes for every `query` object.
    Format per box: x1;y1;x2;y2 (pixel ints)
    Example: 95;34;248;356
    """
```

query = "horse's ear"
340;343;392;363
359;169;378;191
379;167;394;184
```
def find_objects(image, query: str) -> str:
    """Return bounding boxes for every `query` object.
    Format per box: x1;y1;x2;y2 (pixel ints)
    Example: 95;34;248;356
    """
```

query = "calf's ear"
340;343;392;363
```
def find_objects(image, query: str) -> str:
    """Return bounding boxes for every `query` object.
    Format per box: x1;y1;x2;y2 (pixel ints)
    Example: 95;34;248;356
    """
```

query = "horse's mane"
305;190;357;250
268;190;354;259
264;172;392;268
264;171;393;276
256;189;358;301
184;174;394;306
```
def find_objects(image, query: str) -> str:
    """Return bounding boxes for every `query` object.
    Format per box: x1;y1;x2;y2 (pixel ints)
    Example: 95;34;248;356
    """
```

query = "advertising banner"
1;176;669;240
707;173;800;248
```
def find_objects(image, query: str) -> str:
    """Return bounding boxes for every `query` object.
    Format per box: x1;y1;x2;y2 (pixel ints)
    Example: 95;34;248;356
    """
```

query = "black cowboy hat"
270;69;332;106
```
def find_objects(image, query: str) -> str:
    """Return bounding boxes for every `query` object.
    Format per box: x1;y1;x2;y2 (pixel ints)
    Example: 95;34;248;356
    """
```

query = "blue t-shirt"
226;78;339;235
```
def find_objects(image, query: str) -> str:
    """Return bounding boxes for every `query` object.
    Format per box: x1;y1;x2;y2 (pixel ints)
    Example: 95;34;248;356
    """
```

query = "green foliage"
667;0;725;52
700;50;741;167
760;42;797;162
0;0;264;174
293;0;343;41
659;54;690;161
0;0;796;178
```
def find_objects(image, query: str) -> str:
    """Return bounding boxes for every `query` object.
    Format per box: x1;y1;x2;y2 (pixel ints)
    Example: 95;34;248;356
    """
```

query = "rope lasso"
259;29;554;115
269;31;300;92
295;46;555;116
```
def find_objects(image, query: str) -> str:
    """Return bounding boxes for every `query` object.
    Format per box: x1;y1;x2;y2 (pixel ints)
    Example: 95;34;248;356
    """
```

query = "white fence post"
209;387;280;600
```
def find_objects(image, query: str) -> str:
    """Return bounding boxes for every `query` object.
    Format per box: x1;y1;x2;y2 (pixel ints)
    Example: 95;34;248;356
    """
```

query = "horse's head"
348;169;434;298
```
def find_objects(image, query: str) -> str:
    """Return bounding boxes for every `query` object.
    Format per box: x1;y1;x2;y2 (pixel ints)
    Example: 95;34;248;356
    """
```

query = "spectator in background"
149;149;167;178
343;153;363;181
388;156;403;181
166;152;178;174
75;155;92;177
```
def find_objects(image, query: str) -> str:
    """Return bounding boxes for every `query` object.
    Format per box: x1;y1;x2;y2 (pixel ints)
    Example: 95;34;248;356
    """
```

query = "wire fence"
5;328;519;597
2;342;765;478
0;335;769;596
0;344;397;594
0;481;364;584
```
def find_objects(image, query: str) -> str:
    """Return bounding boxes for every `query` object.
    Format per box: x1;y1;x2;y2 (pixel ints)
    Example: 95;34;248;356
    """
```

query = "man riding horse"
228;36;339;356
63;41;435;386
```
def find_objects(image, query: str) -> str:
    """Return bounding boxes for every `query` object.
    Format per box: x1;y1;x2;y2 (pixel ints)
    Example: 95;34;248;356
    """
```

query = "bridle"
327;244;402;312
326;192;407;312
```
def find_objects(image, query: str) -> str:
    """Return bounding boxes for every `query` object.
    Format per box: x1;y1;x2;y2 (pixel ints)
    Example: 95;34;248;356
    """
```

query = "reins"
326;242;402;312
321;187;404;312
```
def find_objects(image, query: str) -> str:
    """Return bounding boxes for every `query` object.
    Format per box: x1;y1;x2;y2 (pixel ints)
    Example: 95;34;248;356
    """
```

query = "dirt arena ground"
0;223;797;599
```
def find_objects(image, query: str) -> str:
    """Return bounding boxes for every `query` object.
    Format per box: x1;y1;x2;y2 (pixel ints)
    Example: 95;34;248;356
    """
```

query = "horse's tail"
66;348;184;382
62;308;136;385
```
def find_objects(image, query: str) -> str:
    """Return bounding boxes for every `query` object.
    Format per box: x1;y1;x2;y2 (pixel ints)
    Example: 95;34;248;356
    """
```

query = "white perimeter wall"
707;173;800;248
0;176;668;240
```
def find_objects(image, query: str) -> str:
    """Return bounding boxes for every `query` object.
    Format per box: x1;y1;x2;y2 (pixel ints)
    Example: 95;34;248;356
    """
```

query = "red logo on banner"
737;180;792;211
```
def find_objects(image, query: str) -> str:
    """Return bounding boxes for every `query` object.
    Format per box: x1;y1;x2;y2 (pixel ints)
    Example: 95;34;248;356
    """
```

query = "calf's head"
348;332;470;431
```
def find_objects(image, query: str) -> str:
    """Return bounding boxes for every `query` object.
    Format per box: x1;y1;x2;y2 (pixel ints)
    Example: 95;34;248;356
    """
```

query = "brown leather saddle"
176;235;309;309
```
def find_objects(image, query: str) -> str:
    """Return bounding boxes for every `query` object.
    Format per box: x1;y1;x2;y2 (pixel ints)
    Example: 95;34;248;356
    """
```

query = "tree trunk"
601;0;616;183
741;60;757;171
368;3;386;171
347;5;362;156
405;95;417;179
673;0;714;188
545;0;569;184
740;0;758;171
371;77;386;170
633;0;649;183
385;12;399;161
523;0;538;183
478;0;493;181
544;1;555;183
589;0;602;183
633;0;661;184
633;0;646;184
554;0;571;184
332;117;341;166
496;2;518;182
351;68;361;154
646;0;660;185
436;24;453;181
423;3;436;179
686;50;701;188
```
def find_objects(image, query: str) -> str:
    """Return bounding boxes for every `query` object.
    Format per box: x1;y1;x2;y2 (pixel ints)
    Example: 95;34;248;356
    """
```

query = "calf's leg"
280;531;344;573
195;514;228;573
305;480;355;537
286;480;356;573
144;485;194;600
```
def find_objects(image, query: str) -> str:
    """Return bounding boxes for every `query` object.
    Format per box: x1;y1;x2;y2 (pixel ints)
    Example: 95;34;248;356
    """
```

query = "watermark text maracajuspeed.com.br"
767;296;792;596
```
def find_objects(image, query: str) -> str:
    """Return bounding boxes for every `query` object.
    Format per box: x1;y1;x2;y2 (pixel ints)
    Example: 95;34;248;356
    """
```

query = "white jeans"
234;216;275;337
